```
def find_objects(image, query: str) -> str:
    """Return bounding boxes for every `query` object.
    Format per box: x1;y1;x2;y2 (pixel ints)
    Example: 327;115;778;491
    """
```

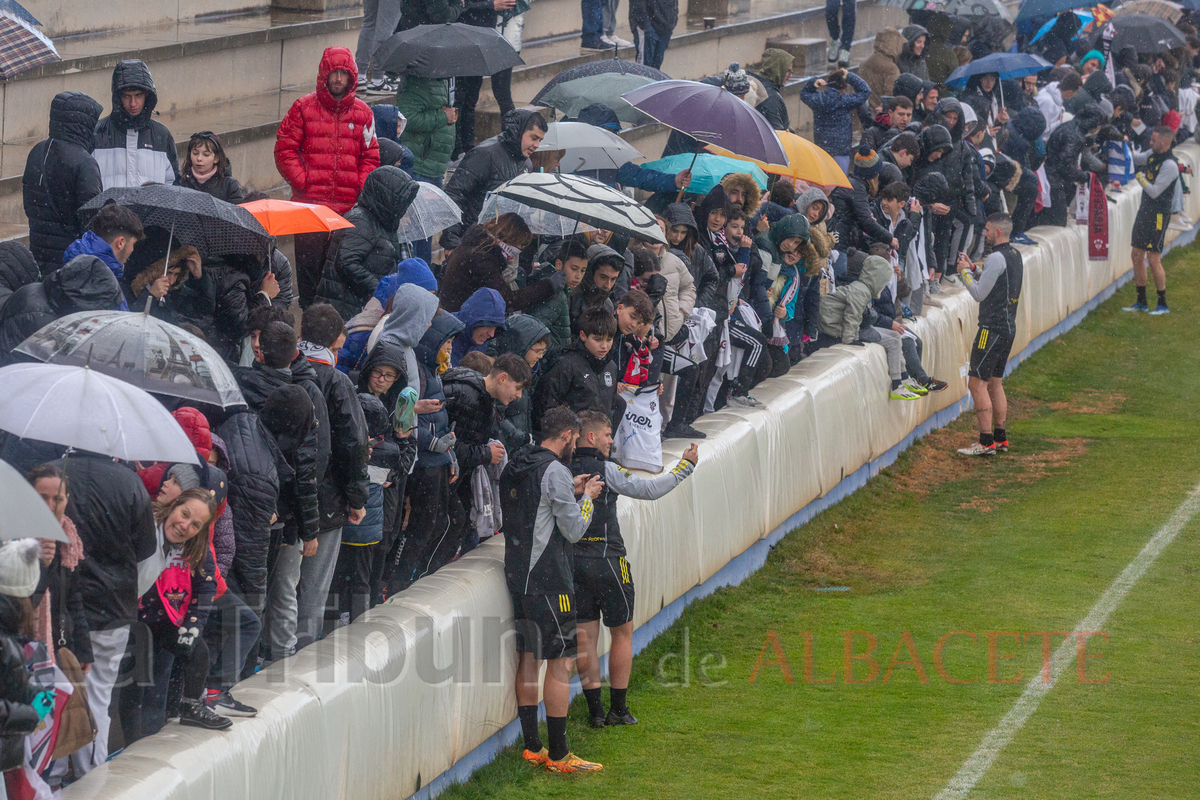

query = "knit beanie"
853;146;883;179
720;62;751;95
0;540;41;598
1081;49;1105;69
166;463;202;492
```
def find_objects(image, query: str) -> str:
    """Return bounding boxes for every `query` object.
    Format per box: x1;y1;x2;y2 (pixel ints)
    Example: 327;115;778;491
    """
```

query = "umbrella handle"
145;218;177;315
675;150;701;203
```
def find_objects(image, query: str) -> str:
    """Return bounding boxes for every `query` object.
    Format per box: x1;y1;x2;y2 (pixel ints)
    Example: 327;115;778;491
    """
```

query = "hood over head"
357;166;419;230
759;48;795;87
1084;70;1112;98
893;72;924;102
902;23;929;45
377;137;406;168
172;407;213;459
49;91;102;150
1073;102;1106;133
859;255;893;296
768;213;810;249
586;242;623;269
694;184;732;228
912;170;950;205
795;187;829;221
395;257;438;292
416;311;465;369
920;123;953;158
575;103;622;132
379;282;440;350
1110;85;1137;113
357;392;390;439
110;59;158;130
453;287;507;333
1012;104;1047;141
934;97;965;139
496;313;551;358
316;46;360;113
720;173;762;215
498;109;545;159
663;202;698;231
44;255;125;314
874;29;906;60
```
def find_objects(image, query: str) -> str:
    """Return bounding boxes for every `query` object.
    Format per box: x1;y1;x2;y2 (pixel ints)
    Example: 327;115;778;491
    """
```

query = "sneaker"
522;747;550;766
605;708;638;726
921;377;949;393
545;752;603;773
1169;213;1193;231
206;689;258;718
365;76;399;94
589;714;607;729
1149;304;1170;315
179;698;232;730
838;50;850;67
828;42;841;63
581;39;607;51
994;439;1009;452
726;393;763;408
927;282;943;296
957;441;996;456
1122;301;1149;312
903;380;929;396
663;422;707;439
600;34;633;47
890;384;921;400
1010;233;1038;246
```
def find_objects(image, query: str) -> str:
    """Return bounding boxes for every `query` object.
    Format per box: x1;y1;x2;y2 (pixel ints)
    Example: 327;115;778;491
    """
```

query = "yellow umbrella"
707;130;851;189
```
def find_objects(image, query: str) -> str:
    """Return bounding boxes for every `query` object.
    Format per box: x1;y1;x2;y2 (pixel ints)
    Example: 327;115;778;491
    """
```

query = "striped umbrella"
0;10;58;79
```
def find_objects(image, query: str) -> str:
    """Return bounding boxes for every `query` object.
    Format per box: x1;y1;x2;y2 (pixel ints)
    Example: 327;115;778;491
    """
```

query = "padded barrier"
64;143;1200;800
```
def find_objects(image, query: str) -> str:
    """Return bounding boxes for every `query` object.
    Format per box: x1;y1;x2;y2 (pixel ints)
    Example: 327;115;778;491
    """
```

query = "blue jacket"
450;287;506;366
62;231;128;310
414;313;464;468
800;72;871;157
341;475;386;545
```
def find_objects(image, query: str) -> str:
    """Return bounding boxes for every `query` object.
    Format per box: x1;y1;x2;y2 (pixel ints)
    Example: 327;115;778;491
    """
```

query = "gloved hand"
1135;172;1150;189
428;430;457;453
548;269;568;291
177;626;200;655
31;691;53;722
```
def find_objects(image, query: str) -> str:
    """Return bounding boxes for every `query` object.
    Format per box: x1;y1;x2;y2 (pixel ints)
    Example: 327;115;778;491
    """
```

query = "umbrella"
1030;9;1092;42
532;59;667;124
945;53;1053;105
621;80;788;166
375;23;523;79
1017;0;1094;22
481;193;597;238
640;154;767;195
240;199;352;236
80;185;270;259
878;0;1011;20
492;173;666;244
534;58;668;102
1087;12;1186;52
0;460;67;543
0;1;38;26
1114;0;1184;24
707;130;852;189
542;122;644;173
0;363;200;464
397;182;461;243
14;310;245;408
0;10;58;79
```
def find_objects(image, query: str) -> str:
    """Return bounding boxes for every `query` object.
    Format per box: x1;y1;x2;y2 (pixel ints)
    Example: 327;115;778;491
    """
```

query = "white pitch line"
933;480;1200;800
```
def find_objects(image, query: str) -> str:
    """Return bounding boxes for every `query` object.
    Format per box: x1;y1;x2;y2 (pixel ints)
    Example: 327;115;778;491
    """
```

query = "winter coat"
493;314;550;452
204;257;272;360
399;0;462;30
1003;106;1047;170
524;261;572;355
23;92;104;274
0;600;37;772
1044;104;1107;188
439;224;555;313
119;246;217;327
662;202;721;313
818;255;892;343
800;72;871;157
923;15;960;84
274;47;381;214
139;541;217;634
397;75;456;180
895;25;930;82
628;0;677;38
315;166;419;320
30;545;93;664
305;346;370;532
929;99;981;222
216;411;281;601
657;248;696;340
414;313;464;468
93;60;179;190
830;176;893;252
180;172;245;203
0;255;124;364
533;339;620;430
443;365;501;474
753;48;794;131
861;29;906;107
451;287;507;365
208;435;237;579
441;109;540;248
0;243;39;309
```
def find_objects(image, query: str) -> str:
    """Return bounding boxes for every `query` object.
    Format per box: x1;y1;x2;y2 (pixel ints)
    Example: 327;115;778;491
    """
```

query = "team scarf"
622;335;653;386
1088;172;1109;262
298;339;336;366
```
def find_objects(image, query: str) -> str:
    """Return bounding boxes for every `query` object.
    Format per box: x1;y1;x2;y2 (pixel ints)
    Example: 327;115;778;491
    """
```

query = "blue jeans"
204;587;262;691
825;0;855;50
413;174;442;265
635;26;671;69
582;0;603;44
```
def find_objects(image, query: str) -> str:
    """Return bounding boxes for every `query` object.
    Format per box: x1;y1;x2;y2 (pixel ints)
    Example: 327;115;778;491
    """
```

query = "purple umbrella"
621;79;789;166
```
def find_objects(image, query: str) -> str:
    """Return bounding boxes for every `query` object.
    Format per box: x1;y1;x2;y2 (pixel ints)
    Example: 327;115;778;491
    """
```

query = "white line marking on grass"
933;481;1200;800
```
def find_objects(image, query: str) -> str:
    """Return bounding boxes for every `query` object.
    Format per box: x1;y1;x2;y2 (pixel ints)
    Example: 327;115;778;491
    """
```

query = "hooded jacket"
203;254;272;361
655;247;696;340
795;187;834;274
396;75;456;180
567;244;622;328
442;365;501;474
315;166;419;320
439;223;555;314
761;214;813;313
1045;103;1107;187
274;47;381;215
493;314;550;452
1065;71;1113;116
896;25;930;81
450;287;506;366
305;340;370;532
662;203;721;313
23;92;104;273
441;109;539;249
93;60;179;190
0;255;124;364
830;176;894;252
0;243;38;309
414;313;464;469
214;410;280;606
368;282;441;402
628;0;678;39
1003;105;1047;170
753;49;794;131
927;99;980;221
800;71;872;157
818;255;893;343
922;14;959;84
861;29;906;107
533;337;621;432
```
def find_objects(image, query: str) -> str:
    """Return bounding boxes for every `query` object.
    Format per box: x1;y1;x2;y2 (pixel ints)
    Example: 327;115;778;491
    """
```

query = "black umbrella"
375;23;524;79
1088;13;1186;54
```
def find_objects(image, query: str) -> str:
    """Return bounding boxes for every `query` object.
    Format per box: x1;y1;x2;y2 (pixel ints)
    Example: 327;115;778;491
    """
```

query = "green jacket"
396;75;456;180
525;261;572;358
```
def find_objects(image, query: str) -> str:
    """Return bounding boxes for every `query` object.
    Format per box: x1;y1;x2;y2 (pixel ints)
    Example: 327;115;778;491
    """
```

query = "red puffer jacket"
274;47;380;214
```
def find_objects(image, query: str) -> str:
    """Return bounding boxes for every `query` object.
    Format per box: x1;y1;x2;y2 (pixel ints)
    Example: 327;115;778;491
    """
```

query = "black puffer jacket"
0;242;39;309
216;411;280;602
493;313;550;452
0;255;124;365
205;254;272;360
0;598;36;773
931;98;980;222
181;172;245;204
50;454;156;628
1003;105;1047;170
306;353;369;532
442;365;500;475
23;92;104;274
1044;103;1107;188
628;0;678;39
316;166;419;320
830;176;894;253
442;109;538;249
662;203;721;313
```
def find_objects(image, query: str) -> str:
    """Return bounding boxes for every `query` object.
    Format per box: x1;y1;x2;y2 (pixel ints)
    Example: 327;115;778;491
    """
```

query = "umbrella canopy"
1017;0;1092;22
621;80;788;166
397;182;462;243
0;10;58;79
1114;0;1184;24
240;199;352;236
542;122;644;173
375;23;523;79
81;185;270;259
14;310;244;408
534;58;668;101
532;59;667;123
878;0;1011;20
0;460;67;543
946;52;1053;87
481;193;597;237
0;363;200;464
1088;12;1186;51
640;154;767;195
707;130;852;189
492;173;666;244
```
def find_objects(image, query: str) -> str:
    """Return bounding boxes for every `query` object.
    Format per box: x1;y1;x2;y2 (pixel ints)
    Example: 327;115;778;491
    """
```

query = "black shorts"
511;592;577;660
1132;208;1169;253
574;555;636;627
968;326;1013;381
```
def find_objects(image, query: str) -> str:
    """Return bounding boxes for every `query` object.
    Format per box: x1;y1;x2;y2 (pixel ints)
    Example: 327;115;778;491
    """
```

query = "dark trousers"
294;231;330;308
123;625;210;744
1012;169;1038;235
332;542;376;624
1033;182;1071;228
455;71;515;158
203;584;261;691
635;26;671;69
394;463;459;592
825;0;855;49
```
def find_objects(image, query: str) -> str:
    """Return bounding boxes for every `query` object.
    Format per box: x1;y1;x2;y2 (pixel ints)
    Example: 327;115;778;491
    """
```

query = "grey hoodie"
372;283;440;394
795;187;829;220
818;255;893;344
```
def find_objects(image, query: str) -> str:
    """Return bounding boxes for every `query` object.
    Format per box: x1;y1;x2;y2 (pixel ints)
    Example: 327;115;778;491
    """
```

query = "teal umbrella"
640;154;767;196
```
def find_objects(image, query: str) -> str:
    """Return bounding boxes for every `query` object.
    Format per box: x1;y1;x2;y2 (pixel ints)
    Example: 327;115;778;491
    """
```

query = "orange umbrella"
239;199;353;236
707;130;851;189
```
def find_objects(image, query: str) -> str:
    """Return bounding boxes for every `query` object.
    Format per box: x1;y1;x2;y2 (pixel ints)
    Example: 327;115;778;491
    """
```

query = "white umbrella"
0;363;200;464
480;193;597;238
0;460;67;543
542;122;644;173
396;182;462;243
492;173;667;244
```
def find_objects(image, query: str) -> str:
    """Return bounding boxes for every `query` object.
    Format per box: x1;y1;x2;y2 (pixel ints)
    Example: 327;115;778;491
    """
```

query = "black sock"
1137;285;1147;304
609;687;628;714
1157;290;1167;307
980;432;995;447
547;716;569;761
901;372;909;381
583;687;604;719
518;705;542;752
993;427;1006;443
892;379;901;390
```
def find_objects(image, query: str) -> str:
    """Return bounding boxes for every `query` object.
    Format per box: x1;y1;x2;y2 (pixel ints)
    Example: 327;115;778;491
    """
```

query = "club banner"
1089;173;1109;262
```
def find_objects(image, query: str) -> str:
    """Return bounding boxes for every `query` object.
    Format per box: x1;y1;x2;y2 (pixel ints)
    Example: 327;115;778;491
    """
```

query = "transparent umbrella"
481;192;597;238
542;122;645;173
0;460;67;543
397;183;462;243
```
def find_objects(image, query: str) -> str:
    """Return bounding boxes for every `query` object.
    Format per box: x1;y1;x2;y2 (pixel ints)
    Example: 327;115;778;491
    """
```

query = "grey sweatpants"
860;326;903;380
355;0;404;75
603;0;619;36
268;527;344;659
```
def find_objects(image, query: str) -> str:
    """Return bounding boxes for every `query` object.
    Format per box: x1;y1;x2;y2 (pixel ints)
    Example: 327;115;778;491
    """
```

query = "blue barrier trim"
409;225;1197;800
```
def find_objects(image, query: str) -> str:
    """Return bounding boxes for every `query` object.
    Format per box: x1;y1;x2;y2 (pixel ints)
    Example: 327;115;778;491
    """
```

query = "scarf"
190;166;218;184
622;336;653;386
298;340;336;367
768;270;800;346
710;227;729;250
35;516;84;665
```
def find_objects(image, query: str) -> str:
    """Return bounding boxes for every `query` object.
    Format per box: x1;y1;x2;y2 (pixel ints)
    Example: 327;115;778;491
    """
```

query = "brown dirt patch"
957;496;1011;512
891;424;982;499
1048;389;1126;415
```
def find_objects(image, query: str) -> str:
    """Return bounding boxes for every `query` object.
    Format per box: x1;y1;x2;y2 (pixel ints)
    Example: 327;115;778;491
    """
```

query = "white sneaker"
889;384;921;400
957;441;996;456
1169;213;1193;231
612;35;633;47
727;393;763;408
828;42;841;63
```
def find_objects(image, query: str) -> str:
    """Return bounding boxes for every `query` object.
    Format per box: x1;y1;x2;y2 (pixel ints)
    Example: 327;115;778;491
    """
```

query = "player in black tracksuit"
570;410;697;729
956;212;1024;456
500;407;605;773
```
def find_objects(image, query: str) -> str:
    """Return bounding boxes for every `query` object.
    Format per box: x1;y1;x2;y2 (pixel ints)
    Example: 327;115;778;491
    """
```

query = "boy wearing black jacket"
534;308;625;434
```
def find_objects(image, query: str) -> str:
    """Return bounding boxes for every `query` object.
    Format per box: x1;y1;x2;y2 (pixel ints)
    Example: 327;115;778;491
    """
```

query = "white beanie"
0;539;42;598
